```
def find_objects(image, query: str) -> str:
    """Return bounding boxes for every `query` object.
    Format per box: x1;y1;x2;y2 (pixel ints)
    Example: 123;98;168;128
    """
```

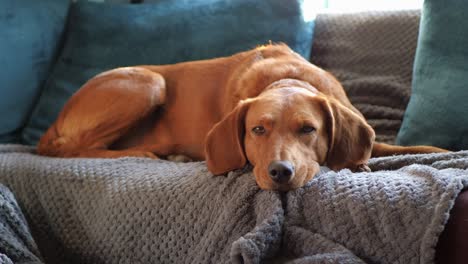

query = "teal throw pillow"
397;0;468;150
0;0;70;143
21;0;314;145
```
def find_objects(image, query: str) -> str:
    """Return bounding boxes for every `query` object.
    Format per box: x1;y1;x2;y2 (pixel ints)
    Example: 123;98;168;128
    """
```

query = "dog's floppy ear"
320;97;375;171
205;100;252;175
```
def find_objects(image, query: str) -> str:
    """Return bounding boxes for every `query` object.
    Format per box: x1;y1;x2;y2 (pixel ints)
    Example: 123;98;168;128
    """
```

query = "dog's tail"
371;142;449;157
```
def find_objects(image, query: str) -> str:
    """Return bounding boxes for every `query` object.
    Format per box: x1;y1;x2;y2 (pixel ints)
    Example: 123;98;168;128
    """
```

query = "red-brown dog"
38;44;446;190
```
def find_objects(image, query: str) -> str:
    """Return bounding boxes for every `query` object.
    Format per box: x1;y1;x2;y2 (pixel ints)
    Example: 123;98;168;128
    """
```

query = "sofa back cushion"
396;0;468;150
0;0;70;143
21;0;314;145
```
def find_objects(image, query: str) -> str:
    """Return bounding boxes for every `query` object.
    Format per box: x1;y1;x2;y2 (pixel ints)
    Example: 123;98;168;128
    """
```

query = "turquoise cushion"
0;0;70;143
397;0;468;150
21;0;315;145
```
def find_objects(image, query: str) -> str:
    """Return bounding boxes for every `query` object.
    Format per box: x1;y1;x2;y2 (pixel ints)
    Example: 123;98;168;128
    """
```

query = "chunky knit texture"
0;184;43;264
283;155;468;263
0;145;283;264
310;10;420;144
1;145;468;264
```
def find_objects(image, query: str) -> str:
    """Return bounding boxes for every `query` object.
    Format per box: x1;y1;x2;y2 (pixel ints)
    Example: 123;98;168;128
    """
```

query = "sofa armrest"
436;189;468;263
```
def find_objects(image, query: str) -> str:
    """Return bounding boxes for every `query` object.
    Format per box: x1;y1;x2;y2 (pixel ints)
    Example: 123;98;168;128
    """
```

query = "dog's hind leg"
37;67;166;159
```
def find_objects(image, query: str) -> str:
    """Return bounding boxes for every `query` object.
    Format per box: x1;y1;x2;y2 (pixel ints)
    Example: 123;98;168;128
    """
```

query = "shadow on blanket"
0;145;467;264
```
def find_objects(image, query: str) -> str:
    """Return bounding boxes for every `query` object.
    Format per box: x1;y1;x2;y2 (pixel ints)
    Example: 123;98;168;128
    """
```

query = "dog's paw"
167;155;193;163
127;151;158;159
355;164;371;173
141;152;159;159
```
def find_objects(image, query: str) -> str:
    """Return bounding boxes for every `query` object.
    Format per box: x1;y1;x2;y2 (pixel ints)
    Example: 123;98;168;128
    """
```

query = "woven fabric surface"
1;145;468;263
0;145;283;264
310;10;420;144
283;152;468;263
0;184;43;264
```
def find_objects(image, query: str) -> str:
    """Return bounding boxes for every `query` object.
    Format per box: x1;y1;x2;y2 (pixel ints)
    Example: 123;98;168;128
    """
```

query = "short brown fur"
38;44;447;190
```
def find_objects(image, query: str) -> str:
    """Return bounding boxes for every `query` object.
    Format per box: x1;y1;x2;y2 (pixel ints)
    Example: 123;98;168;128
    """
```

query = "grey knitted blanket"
311;10;420;144
0;144;468;264
0;184;43;264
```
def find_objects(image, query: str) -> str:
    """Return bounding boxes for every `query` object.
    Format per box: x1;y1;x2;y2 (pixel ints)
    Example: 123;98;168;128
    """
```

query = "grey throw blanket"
0;184;43;264
310;10;420;144
0;144;467;264
0;145;283;264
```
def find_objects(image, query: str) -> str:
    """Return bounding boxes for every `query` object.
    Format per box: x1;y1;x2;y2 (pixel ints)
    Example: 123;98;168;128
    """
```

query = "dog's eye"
300;125;316;134
252;126;266;135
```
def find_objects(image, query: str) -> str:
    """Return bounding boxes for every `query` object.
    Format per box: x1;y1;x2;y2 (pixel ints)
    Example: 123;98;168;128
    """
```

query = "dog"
37;44;447;191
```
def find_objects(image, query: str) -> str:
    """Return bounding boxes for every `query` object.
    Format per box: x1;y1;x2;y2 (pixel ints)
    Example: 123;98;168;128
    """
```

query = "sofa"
1;0;468;263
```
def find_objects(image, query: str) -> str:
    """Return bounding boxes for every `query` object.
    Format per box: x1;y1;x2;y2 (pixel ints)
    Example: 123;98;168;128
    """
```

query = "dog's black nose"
268;160;294;183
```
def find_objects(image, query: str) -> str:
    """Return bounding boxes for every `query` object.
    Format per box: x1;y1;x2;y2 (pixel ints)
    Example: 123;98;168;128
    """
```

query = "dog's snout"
268;160;294;183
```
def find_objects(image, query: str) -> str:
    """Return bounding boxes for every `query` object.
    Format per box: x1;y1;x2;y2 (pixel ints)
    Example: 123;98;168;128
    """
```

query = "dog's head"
205;82;374;190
